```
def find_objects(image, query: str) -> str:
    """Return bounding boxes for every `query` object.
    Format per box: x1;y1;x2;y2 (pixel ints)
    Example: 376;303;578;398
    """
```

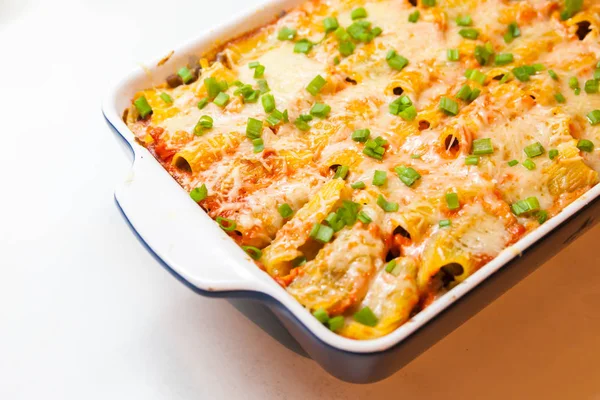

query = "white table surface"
1;0;599;398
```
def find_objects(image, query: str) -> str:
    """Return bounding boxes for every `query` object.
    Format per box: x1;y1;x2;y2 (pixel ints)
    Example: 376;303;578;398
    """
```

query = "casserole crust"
125;0;600;339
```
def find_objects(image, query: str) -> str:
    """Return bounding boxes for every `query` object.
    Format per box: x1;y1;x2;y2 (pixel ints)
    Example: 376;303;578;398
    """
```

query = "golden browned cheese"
126;0;600;339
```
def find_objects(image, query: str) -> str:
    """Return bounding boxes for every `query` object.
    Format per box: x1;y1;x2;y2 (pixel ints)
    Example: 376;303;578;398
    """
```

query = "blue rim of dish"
104;110;599;359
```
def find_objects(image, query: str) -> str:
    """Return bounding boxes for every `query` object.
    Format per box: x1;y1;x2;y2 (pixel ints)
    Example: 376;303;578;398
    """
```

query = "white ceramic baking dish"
102;0;600;383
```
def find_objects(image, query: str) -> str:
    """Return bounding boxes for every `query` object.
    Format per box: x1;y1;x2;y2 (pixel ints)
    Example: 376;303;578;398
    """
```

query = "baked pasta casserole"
125;0;600;339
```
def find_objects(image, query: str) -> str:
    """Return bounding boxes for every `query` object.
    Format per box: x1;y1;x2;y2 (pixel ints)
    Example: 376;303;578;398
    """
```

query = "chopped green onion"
193;115;213;136
266;109;287;126
386;50;409;71
357;211;372;223
587;110;600;125
294;39;313;54
347;21;374;43
465;155;479;165
439;219;452;228
252;138;264;153
333;56;340;65
395;166;421;187
548;149;559;160
159;93;173;104
577;139;594;152
177;67;195;84
323;17;339;33
468;88;481;102
499;73;511;84
327;315;345;332
291;255;307;267
335;26;350;41
241;246;262;260
399;105;417;121
197;98;209;110
504;22;521;43
310;223;334;243
508;159;519;167
261;93;275;113
456;85;472;101
561;0;583;20
333;165;349;180
532;63;545;72
466;69;486;85
408;10;420;23
447;48;459;61
384;260;397;273
524;142;545;158
389;95;416;120
445;192;460;210
204;77;221;99
495;53;514;66
575;88;581;96
257;79;270;93
253;65;265;78
411;154;422;159
512;66;537;82
246;117;263;139
459;28;479;40
377;194;399;212
278;203;294;219
352;128;370;142
472;138;494;155
133;96;152;119
585;79;599;94
372;170;387;186
351;7;367;20
422;0;436;6
348;181;365;191
595;69;600;80
353;306;378;327
310;102;331;118
536;210;548;224
306;75;327;96
474;44;494;66
339;40;356;56
569;77;579;89
216;216;237;232
456;14;472;27
278;27;296;41
213;92;230;107
547;70;559;80
363;137;387;160
511;197;540;216
313;308;329;324
439;97;459;116
190;184;208;202
522;159;536;170
554;93;566;103
294;115;311;131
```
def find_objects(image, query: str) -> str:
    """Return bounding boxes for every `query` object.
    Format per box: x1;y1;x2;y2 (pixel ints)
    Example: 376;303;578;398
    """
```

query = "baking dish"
102;0;600;383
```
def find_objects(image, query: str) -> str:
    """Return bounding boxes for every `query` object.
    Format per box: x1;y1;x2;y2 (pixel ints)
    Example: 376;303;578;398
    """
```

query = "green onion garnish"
511;197;540;216
504;22;521;43
439;97;459;116
372;170;387;186
333;165;349;180
133;96;152;119
445;192;460;210
278;203;294;219
465;155;479;165
569;77;579;90
584;79;599;94
577;139;594;152
266;109;286;126
351;181;366;189
389;95;415;120
548;70;559;80
213;92;230;107
328;316;344;332
313;308;330;324
177;67;195;84
159;93;173;104
586;110;600;125
508;159;519;167
377;194;398;212
253;65;265;78
278;26;296;41
548;149;559;160
352;128;370;142
560;0;583;20
408;10;420;23
474;44;494;66
310;223;334;243
204;77;220;99
459;28;479;40
554;93;566;103
357;211;372;223
323;17;339;32
190;184;208;202
353;306;378;327
310;102;331;118
395;166;421;187
339;40;356;56
306;75;327;96
536;210;548;224
193;115;213;136
294;39;313;54
512;66;537;82
456;14;472;26
351;7;367;20
246;117;263;139
472;138;494;155
422;0;436;6
216;216;237;232
384;260;397;273
522;159;536;170
261;93;275;113
524;142;545;158
439;219;452;228
456;85;473;101
466;69;486;85
447;49;459;61
494;53;514;66
241;246;262;260
197;98;209;110
252;138;264;153
386;50;409;71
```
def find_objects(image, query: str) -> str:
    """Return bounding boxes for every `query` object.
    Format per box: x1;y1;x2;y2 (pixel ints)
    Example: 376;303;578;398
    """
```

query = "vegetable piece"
357;211;372;223
548;149;559;160
377;195;399;212
197;98;209;110
408;10;420;23
306;75;327;96
472;138;493;155
465;155;479;165
522;159;536;170
466;69;486;85
548;70;559;80
536;210;548;224
204;77;221;99
511;197;540;215
447;49;459;61
352;128;370;142
333;165;349;180
309;223;334;243
323;17;339;32
386;50;409;71
495;53;514;66
554;93;566;103
439;97;459;116
328;316;345;332
439;219;452;228
193;115;213;136
159;93;173;104
351;7;367;20
422;0;436;6
310;103;331;118
524;142;545;158
504;22;521;43
246;117;263;139
252;138;264;153
577;139;594;152
261;93;275;113
395;166;421;187
456;15;472;26
242;246;262;260
372;170;387;186
216;216;237;232
474;44;494;66
313;308;329;324
353;306;378;327
508;159;519;167
278;27;296;41
190;184;208;202
278;203;294;219
584;80;599;94
445;193;460;210
459;28;479;40
561;0;583;20
133;96;152;119
294;39;313;54
385;260;397;273
213;92;230;107
456;85;472;101
586;110;600;125
177;67;195;84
